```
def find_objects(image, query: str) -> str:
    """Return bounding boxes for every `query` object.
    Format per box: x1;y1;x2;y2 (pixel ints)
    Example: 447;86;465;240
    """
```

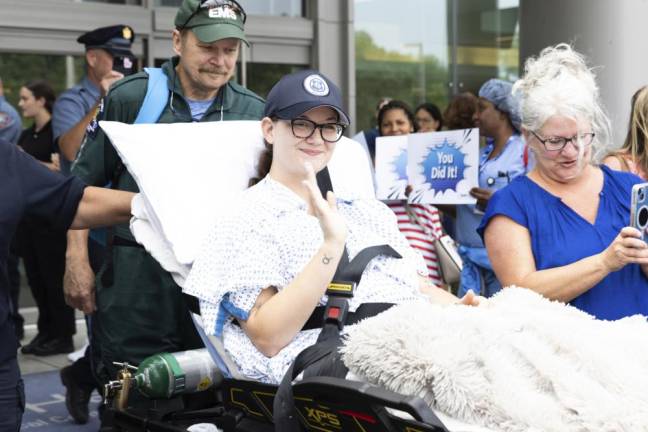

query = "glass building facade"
0;0;518;133
354;0;519;131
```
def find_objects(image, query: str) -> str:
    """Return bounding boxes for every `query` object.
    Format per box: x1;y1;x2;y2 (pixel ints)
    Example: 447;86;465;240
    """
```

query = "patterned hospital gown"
183;176;428;384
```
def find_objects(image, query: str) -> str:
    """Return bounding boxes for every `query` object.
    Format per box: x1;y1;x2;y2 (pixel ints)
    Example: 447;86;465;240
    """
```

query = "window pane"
354;0;450;133
0;54;85;128
245;63;306;99
83;0;143;4
455;0;519;94
154;0;304;17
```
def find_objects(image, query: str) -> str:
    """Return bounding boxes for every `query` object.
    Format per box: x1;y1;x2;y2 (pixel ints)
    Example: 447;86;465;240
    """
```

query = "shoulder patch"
85;97;105;139
0;111;14;129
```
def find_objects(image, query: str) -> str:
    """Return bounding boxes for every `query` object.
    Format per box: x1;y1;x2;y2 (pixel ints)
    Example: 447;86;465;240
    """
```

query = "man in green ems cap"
64;0;263;423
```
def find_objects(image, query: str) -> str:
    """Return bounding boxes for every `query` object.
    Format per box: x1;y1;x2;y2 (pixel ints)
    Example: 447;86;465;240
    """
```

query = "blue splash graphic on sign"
392;148;408;181
421;138;468;194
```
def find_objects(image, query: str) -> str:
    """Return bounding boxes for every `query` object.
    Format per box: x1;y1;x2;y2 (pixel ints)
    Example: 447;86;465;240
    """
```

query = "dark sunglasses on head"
177;0;247;30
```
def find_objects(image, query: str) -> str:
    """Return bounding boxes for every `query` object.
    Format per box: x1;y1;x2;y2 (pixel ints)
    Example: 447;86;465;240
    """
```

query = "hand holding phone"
112;55;137;76
630;182;648;242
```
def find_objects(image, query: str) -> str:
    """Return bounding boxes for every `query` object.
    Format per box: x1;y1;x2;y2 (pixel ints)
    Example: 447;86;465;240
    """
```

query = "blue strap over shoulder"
134;67;169;124
93;68;169;246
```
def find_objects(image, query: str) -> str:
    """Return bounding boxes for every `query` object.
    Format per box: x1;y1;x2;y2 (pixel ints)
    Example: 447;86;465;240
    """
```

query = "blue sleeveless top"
477;165;648;320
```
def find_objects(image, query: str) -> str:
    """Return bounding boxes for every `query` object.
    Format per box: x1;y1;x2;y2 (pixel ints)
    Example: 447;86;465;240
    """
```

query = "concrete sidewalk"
17;307;88;375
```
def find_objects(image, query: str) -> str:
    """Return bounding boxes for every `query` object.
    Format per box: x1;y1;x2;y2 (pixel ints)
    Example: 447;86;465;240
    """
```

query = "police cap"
77;25;135;56
264;70;350;126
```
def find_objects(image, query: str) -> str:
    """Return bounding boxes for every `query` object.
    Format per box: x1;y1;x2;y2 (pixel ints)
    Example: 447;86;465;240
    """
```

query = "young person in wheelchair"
183;70;483;387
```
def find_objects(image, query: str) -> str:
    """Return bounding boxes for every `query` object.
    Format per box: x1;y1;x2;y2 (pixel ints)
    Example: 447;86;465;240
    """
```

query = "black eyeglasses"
177;0;247;31
531;131;595;152
289;118;346;143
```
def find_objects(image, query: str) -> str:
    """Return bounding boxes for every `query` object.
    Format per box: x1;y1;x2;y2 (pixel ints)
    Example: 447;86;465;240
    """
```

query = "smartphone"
630;182;648;242
112;55;137;76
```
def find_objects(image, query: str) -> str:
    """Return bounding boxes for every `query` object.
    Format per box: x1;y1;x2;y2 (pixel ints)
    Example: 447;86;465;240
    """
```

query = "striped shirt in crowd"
387;202;444;287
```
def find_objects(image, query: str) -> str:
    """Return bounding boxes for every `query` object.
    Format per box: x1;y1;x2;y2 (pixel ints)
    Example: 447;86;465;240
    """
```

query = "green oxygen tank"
132;348;222;399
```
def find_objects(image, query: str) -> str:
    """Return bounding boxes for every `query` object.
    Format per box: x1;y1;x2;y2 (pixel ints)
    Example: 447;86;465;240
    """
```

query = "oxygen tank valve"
104;362;138;411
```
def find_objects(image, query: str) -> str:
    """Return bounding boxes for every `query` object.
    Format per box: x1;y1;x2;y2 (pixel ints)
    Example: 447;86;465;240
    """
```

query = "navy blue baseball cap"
264;70;350;125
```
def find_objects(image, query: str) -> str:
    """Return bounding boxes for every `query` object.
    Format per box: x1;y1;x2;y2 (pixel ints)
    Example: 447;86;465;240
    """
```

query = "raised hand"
301;162;347;246
100;70;125;97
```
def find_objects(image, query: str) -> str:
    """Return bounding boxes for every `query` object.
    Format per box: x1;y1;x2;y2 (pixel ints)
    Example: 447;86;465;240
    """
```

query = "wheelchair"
98;121;457;432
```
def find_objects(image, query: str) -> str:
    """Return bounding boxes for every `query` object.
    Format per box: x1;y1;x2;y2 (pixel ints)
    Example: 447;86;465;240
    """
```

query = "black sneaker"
20;333;50;355
60;365;91;424
31;336;74;356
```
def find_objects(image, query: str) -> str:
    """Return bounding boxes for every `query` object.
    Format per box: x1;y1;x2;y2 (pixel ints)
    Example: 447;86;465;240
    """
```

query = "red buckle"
327;306;341;320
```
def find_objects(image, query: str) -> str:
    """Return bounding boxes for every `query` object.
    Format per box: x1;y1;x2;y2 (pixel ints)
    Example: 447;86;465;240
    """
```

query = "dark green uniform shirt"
71;57;264;372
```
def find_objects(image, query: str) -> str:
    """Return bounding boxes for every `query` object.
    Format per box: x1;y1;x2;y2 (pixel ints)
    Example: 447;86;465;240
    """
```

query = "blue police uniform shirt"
456;134;527;247
478;165;648;320
0;138;86;364
52;77;101;175
0;95;21;145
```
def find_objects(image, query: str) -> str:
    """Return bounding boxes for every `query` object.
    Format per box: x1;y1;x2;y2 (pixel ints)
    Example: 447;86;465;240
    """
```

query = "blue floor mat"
22;370;101;431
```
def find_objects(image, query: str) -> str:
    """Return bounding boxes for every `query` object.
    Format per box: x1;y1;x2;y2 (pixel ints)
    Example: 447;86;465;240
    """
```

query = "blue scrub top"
52;77;100;175
456;134;527;247
0;138;85;363
0;96;21;145
478;165;648;320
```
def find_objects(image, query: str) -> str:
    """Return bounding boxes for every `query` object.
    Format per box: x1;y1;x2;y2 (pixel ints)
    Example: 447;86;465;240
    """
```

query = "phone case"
630;182;648;242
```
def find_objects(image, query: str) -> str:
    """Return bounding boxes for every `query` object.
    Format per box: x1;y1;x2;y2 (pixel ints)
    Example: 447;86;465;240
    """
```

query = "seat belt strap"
334;244;401;282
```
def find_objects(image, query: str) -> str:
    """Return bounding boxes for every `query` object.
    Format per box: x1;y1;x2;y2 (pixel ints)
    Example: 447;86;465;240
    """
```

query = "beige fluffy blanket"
340;288;648;431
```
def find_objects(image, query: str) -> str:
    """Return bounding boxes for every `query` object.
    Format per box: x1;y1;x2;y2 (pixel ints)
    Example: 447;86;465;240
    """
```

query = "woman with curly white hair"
479;44;648;320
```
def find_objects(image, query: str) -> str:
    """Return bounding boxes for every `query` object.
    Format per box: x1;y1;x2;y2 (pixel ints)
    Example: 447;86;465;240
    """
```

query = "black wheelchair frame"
112;376;451;432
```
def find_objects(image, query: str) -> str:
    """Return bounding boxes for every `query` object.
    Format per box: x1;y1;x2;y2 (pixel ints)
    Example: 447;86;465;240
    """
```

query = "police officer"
65;0;264;423
53;24;136;175
54;24;135;425
0;136;134;432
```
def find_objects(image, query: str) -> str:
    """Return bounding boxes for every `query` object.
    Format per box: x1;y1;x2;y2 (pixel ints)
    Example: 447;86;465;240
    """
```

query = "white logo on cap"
303;74;329;97
208;7;237;19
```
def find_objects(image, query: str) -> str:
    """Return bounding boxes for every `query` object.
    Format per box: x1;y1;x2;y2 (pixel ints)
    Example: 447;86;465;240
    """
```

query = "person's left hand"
470;187;493;211
458;289;487;307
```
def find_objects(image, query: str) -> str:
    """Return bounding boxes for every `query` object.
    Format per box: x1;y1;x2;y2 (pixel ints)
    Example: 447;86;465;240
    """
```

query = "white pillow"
100;120;375;285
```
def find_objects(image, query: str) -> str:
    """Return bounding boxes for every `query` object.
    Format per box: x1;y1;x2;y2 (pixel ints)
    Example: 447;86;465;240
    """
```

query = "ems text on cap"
175;0;248;44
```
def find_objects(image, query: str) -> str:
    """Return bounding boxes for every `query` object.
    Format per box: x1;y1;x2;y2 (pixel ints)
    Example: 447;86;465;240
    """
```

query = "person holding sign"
454;79;528;298
480;44;648;320
376;100;446;287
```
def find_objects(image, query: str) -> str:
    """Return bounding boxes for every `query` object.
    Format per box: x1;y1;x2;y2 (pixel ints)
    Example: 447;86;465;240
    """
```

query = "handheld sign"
375;128;478;204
